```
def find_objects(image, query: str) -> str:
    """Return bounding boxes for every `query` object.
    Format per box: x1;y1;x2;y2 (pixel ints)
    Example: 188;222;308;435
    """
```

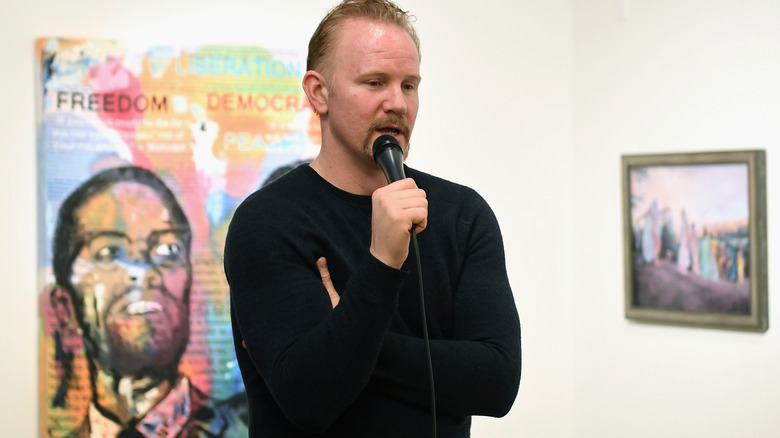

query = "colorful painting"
36;37;320;437
622;151;767;331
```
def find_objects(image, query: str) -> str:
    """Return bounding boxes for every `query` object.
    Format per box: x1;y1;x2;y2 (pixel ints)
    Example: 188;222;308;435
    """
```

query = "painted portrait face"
68;181;191;376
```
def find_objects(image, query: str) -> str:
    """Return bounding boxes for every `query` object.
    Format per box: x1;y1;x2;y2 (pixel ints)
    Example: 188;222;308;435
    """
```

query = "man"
50;165;247;437
224;0;522;436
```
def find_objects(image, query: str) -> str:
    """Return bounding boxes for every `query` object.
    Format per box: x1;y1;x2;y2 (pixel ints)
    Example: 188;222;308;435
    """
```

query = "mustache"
368;115;411;142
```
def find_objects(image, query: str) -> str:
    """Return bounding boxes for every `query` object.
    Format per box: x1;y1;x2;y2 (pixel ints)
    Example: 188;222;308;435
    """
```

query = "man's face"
69;181;191;376
322;18;421;163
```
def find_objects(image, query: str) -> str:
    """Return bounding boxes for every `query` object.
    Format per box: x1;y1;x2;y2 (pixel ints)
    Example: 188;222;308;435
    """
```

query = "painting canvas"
622;150;767;331
36;37;319;437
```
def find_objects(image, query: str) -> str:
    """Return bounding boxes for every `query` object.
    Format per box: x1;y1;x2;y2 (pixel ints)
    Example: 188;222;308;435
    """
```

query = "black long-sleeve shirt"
224;165;521;437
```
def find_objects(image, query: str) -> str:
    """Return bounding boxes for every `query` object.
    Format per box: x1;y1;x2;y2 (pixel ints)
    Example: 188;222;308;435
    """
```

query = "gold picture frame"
622;150;767;331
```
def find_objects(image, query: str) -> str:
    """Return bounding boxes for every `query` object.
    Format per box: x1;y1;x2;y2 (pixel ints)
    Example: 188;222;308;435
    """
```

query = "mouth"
366;117;411;156
125;300;164;315
378;127;401;136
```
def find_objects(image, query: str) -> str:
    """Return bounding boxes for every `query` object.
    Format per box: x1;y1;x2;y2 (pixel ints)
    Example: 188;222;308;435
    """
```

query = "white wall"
573;1;780;437
10;0;780;437
0;0;573;437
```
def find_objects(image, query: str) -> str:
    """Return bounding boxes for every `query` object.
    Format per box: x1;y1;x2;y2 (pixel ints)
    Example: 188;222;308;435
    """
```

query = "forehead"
333;18;420;69
76;181;173;233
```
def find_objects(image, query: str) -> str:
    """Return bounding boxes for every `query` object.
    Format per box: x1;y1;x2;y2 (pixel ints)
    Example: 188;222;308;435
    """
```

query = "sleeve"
224;198;408;433
372;197;522;417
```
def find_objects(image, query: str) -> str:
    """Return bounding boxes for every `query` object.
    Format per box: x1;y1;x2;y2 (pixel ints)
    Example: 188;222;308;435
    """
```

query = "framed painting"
622;150;767;331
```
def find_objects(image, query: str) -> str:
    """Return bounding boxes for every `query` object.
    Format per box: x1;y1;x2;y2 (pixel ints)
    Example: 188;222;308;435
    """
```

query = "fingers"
370;179;428;268
242;258;340;352
317;257;340;308
374;179;428;230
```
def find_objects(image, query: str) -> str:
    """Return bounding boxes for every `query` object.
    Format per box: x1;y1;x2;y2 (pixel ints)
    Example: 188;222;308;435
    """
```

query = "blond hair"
307;0;421;81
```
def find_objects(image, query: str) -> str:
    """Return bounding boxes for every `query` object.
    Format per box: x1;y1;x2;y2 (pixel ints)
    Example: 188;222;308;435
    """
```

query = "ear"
302;70;329;117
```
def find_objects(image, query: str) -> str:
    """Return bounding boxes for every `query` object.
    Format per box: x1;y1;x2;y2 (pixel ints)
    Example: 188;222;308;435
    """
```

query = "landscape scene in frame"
627;162;751;315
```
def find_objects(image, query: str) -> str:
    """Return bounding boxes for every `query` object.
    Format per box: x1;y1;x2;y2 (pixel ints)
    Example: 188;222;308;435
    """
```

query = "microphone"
372;134;406;183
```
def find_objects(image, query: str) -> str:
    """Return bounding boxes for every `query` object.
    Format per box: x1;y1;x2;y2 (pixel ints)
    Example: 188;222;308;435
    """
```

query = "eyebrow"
82;228;190;242
82;230;129;241
357;70;422;82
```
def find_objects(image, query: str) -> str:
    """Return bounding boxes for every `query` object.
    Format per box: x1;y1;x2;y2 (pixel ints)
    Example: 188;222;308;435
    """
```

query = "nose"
124;262;146;282
116;241;167;289
120;262;163;307
125;240;147;264
122;262;160;290
119;246;160;286
382;85;407;116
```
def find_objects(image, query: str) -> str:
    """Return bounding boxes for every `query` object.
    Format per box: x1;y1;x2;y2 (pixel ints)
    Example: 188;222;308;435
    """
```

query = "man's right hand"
369;178;427;269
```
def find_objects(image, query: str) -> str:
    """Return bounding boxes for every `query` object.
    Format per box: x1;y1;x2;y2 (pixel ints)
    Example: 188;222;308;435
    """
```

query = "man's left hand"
317;257;340;308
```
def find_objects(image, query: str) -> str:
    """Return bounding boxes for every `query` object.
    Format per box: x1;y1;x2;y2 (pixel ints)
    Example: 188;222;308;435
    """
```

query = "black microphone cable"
410;225;436;438
373;134;436;437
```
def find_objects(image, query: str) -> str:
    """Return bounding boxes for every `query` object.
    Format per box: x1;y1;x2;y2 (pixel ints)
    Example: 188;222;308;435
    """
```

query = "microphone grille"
372;134;402;162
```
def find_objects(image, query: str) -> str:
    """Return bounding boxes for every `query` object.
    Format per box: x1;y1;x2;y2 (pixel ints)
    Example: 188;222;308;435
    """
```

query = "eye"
150;242;183;268
367;80;382;87
87;235;128;264
93;244;124;263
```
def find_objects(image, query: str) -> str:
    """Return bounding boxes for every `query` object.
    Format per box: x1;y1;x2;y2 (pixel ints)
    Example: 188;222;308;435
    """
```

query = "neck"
92;367;174;425
310;148;389;196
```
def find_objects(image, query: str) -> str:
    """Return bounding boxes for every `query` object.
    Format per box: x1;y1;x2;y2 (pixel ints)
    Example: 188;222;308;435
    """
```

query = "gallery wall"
0;0;573;437
572;1;780;437
7;0;780;437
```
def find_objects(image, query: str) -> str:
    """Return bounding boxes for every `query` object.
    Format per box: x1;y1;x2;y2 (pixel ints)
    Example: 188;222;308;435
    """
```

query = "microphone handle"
382;160;406;184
